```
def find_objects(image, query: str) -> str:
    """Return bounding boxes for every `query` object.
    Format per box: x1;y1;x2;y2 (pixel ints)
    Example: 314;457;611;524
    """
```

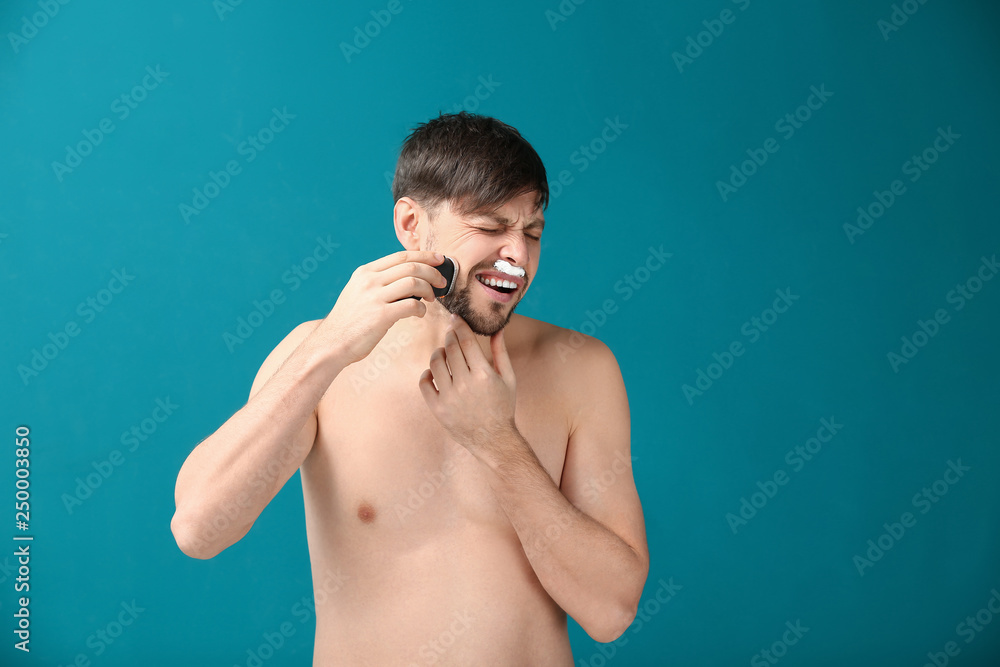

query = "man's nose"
500;233;529;267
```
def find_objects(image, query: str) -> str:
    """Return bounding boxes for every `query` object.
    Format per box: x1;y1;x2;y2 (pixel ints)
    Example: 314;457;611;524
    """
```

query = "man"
171;112;648;665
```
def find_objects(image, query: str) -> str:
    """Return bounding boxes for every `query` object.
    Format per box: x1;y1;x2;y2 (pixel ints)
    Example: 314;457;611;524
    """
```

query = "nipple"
357;502;377;524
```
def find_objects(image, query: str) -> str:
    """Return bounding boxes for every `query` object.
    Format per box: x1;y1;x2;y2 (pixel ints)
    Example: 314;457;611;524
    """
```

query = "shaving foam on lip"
494;260;525;278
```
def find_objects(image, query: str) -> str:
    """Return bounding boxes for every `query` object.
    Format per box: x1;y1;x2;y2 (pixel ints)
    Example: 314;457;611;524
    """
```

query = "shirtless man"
170;112;649;665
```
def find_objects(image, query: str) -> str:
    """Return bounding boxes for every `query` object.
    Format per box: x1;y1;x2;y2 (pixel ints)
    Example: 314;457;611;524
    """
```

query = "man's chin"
440;281;521;335
446;302;514;336
460;310;512;337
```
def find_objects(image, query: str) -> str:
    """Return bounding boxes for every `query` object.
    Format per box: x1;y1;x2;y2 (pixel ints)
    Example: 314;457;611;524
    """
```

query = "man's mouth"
474;270;523;302
476;275;518;293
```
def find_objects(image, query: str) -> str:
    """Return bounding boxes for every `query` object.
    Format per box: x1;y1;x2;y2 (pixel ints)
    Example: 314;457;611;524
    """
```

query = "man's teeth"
477;275;517;290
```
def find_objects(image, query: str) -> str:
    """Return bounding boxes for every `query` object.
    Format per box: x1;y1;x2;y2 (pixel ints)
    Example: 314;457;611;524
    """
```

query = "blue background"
3;0;999;665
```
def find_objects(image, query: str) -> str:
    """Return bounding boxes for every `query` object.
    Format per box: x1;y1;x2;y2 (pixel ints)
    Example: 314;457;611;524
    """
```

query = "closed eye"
474;227;541;241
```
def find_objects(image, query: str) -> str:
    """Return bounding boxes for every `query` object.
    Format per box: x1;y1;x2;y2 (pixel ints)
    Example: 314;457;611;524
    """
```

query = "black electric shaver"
406;256;459;300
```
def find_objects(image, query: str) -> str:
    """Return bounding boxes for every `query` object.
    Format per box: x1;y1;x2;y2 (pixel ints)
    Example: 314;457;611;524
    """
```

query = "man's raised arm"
169;250;450;559
170;321;334;559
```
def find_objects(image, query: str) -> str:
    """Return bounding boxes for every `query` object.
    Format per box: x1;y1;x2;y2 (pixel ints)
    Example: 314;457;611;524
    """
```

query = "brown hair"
392;111;549;219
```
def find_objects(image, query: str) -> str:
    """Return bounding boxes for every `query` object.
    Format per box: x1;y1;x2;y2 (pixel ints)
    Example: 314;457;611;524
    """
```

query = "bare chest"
304;353;570;537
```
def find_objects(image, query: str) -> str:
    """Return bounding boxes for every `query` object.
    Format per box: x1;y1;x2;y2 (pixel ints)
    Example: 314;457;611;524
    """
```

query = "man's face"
424;190;544;336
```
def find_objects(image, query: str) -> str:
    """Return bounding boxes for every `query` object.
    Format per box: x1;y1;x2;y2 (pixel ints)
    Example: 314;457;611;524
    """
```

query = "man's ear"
393;197;424;251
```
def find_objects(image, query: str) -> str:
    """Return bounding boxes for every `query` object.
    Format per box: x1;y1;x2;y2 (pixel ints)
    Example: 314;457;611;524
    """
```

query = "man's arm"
487;337;647;643
419;318;649;642
170;321;343;559
170;250;450;559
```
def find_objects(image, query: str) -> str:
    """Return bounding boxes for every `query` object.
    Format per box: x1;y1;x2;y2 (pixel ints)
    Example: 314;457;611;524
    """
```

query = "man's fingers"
368;250;444;273
449;315;489;371
428;347;452;389
444;327;470;376
383;275;437;303
418;369;439;402
378;261;448;290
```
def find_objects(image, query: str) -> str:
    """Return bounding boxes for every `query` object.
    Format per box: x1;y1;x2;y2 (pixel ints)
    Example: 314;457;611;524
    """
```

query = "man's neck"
388;300;496;368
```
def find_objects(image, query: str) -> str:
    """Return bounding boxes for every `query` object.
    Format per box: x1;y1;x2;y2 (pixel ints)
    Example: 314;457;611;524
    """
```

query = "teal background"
3;0;999;665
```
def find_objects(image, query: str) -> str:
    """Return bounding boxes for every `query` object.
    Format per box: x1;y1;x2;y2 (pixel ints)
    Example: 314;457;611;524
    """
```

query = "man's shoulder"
510;315;626;437
510;314;619;377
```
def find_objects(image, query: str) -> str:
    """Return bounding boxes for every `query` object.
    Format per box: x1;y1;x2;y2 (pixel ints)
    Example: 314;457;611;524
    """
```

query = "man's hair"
392;111;549;220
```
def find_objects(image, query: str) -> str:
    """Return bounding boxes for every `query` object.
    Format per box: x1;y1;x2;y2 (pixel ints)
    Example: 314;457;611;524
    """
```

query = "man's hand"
317;250;448;365
418;314;517;459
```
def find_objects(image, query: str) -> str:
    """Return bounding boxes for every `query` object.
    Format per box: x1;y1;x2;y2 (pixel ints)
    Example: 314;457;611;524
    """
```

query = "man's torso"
300;314;579;666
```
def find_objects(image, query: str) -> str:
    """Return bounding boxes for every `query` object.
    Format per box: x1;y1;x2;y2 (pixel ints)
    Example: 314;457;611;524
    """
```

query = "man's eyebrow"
475;212;546;230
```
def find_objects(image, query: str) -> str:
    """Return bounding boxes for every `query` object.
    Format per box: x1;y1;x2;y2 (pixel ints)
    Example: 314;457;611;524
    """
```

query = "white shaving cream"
494;260;525;278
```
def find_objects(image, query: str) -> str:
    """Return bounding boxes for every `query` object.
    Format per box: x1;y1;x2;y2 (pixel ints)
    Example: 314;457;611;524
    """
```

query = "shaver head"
432;256;459;298
402;256;459;301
